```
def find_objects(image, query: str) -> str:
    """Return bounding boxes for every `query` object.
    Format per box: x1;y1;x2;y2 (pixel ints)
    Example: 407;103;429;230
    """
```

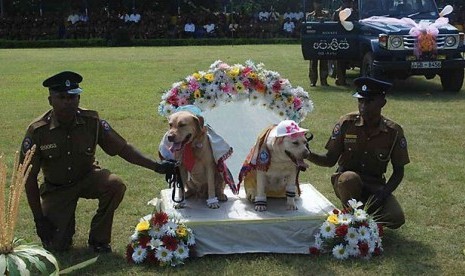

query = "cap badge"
65;80;70;87
362;85;367;91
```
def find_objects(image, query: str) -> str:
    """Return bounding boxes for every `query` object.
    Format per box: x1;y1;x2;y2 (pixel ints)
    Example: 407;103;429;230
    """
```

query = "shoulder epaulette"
78;108;99;119
28;110;52;131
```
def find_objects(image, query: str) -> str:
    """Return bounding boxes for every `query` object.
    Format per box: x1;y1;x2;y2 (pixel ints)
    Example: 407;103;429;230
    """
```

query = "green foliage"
0;45;464;274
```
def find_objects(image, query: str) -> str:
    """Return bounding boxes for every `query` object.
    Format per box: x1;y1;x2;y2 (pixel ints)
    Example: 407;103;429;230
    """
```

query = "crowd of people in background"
0;7;305;41
1;2;464;41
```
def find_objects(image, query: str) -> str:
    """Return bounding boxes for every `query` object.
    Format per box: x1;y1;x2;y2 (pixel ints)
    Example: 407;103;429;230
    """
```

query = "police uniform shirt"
20;108;127;185
325;112;410;179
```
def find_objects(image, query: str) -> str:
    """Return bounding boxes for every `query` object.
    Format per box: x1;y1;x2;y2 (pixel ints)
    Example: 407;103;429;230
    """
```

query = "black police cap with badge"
352;77;392;99
42;71;83;95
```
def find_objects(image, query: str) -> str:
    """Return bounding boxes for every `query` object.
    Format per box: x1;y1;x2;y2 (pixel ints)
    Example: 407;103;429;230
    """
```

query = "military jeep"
301;0;465;92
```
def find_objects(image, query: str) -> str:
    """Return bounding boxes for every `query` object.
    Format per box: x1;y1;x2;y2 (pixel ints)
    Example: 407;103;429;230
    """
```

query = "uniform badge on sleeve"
101;120;111;131
399;137;407;149
22;137;32;153
331;124;341;139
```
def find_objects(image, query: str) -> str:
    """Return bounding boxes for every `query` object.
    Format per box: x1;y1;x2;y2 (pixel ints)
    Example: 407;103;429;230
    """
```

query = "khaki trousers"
40;166;126;250
331;171;405;229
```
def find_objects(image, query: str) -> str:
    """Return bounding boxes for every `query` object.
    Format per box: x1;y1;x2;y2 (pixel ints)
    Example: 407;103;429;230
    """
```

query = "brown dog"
242;120;310;211
167;111;227;208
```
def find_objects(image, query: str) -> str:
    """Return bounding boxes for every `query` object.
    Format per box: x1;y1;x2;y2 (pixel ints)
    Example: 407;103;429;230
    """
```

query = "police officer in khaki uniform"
306;77;409;229
20;71;176;252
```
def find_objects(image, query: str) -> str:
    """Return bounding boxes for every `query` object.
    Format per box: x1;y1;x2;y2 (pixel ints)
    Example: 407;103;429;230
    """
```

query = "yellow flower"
194;89;202;98
180;83;188;90
192;72;202;80
248;72;257;80
204;73;214;82
176;225;188;238
136;220;150;232
327;214;339;224
286;96;294;105
235;82;245;92
228;67;240;77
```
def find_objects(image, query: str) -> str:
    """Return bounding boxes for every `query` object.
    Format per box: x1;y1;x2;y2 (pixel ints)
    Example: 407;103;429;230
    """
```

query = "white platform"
159;184;335;256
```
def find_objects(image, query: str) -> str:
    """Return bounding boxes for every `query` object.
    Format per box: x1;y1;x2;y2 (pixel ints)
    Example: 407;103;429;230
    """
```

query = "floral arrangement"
126;198;195;267
158;60;313;123
309;199;384;260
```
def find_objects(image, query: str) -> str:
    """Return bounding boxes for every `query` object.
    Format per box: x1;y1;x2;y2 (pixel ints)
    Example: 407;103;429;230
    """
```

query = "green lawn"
1;45;464;275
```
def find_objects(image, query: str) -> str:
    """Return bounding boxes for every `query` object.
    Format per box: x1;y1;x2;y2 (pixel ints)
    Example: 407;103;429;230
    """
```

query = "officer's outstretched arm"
117;143;175;174
306;149;339;168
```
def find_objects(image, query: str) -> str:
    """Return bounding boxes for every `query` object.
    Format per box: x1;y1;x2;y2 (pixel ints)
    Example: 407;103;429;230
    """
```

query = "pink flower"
272;80;281;92
293;97;303;109
188;79;200;91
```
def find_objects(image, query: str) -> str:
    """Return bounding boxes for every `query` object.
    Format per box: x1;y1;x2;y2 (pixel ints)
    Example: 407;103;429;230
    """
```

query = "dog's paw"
286;203;298;211
173;202;186;209
207;202;221;209
206;197;220;209
254;205;267;212
218;193;228;202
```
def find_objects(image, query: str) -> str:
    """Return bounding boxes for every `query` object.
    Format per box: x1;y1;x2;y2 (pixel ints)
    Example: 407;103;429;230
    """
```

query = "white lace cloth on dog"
159;124;238;193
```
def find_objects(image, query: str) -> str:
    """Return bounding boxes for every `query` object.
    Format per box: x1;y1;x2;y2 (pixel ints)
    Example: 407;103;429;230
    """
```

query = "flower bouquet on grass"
126;198;195;267
309;199;384;260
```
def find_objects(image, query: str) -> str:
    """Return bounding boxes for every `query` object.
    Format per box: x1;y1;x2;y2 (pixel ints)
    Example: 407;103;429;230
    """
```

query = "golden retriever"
167;111;227;208
244;120;310;211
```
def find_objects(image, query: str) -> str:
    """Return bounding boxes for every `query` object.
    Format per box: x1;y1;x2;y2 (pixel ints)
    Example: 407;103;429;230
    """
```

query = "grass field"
1;45;465;275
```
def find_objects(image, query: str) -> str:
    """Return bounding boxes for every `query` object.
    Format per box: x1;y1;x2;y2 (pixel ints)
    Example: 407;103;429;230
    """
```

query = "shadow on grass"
52;229;439;275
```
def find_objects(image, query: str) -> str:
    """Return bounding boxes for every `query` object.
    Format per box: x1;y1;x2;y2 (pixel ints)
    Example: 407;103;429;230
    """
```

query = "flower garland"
158;60;313;123
309;199;383;260
126;199;195;267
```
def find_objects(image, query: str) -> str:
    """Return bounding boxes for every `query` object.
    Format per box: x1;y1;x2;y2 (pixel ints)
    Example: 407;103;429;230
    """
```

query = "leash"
165;162;185;203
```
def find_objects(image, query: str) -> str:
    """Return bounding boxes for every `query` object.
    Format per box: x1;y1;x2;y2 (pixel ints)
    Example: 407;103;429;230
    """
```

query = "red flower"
360;222;369;227
377;223;384;237
242;67;252;76
254;80;266;93
125;244;135;263
309;246;320;255
335;224;348;237
138;235;151;248
146;250;159;264
373;247;382;256
152;211;169;227
332;209;340;215
358;242;369;257
162;235;178;251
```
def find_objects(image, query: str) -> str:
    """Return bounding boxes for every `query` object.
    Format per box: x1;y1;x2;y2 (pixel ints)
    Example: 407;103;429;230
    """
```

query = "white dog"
240;120;310;211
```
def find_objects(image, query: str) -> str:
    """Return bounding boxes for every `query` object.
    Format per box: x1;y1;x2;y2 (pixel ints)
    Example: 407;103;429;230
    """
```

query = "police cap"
352;77;392;99
42;71;83;94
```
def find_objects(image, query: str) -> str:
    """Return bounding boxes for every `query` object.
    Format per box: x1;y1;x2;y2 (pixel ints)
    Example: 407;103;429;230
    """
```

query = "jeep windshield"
359;0;439;20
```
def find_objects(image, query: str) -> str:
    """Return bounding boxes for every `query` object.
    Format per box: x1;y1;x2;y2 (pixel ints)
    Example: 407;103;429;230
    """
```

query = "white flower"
132;246;147;264
332;244;349;260
155;246;173;263
346;244;360;257
338;213;353;225
161;221;178;237
173;243;190;260
186;232;196;246
348;199;363;209
148;227;163;239
353;209;368;222
149;237;163;249
130;231;139;242
358;226;371;241
320;221;336;238
345;227;359;245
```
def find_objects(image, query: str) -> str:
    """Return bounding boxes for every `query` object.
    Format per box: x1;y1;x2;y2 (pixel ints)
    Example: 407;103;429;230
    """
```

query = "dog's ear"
193;115;205;134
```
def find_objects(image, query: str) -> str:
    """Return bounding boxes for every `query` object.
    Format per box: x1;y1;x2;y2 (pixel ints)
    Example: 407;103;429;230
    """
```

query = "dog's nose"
167;134;175;142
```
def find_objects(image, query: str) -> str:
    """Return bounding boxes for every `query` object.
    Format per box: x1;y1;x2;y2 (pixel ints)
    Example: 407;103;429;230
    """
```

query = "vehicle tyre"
440;69;464;92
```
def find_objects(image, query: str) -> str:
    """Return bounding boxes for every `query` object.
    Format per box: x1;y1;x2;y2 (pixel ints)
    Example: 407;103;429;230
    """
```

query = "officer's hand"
35;217;56;246
305;132;314;150
155;160;177;175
